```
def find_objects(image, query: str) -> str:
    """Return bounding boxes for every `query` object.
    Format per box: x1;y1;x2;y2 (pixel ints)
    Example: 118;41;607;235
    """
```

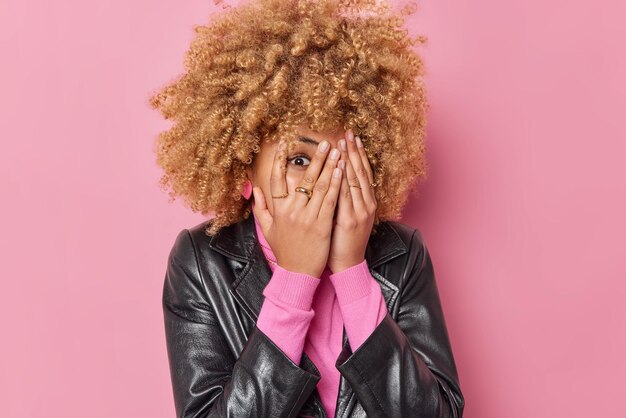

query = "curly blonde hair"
149;0;429;236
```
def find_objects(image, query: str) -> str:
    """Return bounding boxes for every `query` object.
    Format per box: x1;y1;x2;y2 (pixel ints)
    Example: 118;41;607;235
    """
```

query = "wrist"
330;258;366;274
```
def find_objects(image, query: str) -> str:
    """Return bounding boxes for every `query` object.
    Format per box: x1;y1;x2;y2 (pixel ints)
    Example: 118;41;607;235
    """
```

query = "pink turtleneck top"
252;211;388;417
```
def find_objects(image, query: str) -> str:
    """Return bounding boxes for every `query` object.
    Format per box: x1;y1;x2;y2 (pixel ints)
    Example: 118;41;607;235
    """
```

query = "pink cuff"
262;265;321;310
256;297;316;365
328;259;374;306
329;259;388;351
255;266;321;365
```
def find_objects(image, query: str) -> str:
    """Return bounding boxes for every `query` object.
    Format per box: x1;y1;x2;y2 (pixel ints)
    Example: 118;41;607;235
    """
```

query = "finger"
355;135;375;187
342;131;366;211
269;139;288;205
343;157;366;213
345;130;375;206
354;135;377;210
251;186;273;237
336;159;353;216
292;139;331;207
305;146;341;216
337;141;354;212
317;157;343;225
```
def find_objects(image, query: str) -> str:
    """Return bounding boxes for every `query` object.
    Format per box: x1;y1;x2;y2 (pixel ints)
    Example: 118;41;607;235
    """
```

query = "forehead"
294;125;345;148
258;125;346;156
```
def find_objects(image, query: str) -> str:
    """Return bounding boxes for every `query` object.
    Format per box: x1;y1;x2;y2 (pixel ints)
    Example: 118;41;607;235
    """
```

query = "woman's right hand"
251;138;344;278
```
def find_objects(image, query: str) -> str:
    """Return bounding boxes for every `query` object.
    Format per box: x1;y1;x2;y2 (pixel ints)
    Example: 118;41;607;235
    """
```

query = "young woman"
149;0;465;416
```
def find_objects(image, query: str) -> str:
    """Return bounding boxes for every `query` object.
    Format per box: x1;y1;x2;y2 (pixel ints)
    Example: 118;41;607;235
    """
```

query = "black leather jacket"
162;214;465;417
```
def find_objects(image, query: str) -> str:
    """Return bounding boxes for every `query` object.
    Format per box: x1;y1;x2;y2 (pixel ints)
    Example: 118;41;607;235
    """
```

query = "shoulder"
166;219;216;268
373;219;430;285
380;219;427;253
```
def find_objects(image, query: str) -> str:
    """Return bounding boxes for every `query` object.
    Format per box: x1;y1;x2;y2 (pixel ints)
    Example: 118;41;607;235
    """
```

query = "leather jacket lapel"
208;214;270;323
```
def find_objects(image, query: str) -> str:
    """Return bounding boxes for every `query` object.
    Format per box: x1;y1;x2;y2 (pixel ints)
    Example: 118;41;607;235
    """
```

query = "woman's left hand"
327;130;378;274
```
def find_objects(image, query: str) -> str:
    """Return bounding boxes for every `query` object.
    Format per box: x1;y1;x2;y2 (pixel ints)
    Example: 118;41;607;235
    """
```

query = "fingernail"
356;136;363;148
333;167;341;178
279;140;286;150
330;148;340;159
339;160;346;170
319;140;329;152
347;130;354;142
339;139;346;151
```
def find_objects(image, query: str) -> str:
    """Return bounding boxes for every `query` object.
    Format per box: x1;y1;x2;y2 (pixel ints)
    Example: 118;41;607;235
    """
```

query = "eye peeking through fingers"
286;154;311;168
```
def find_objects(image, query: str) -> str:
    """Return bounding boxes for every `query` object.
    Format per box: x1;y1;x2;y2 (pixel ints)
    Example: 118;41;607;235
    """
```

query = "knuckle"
289;216;303;228
318;226;331;239
299;213;314;226
314;181;329;193
301;174;315;185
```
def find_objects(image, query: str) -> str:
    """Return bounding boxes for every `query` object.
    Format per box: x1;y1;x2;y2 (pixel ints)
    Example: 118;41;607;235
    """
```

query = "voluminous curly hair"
149;0;429;236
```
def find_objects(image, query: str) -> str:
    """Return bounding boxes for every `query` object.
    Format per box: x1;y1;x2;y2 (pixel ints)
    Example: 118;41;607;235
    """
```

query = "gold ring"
271;192;289;199
295;186;312;199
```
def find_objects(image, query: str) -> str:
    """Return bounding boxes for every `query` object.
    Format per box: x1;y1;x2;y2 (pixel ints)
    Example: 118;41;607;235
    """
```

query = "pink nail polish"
355;136;363;148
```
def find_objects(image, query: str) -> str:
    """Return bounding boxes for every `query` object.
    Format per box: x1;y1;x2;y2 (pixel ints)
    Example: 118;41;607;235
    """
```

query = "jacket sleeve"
328;259;388;351
162;229;321;418
334;229;465;417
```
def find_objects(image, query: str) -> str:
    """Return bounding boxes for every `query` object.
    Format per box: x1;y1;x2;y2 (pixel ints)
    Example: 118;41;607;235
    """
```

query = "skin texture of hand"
327;129;378;274
251;138;344;278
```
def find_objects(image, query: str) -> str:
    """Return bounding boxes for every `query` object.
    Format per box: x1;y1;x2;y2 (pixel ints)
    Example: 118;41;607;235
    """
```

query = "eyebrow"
297;135;320;146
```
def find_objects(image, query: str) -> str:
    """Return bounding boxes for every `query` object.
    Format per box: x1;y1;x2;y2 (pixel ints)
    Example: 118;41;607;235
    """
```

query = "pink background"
1;0;625;416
